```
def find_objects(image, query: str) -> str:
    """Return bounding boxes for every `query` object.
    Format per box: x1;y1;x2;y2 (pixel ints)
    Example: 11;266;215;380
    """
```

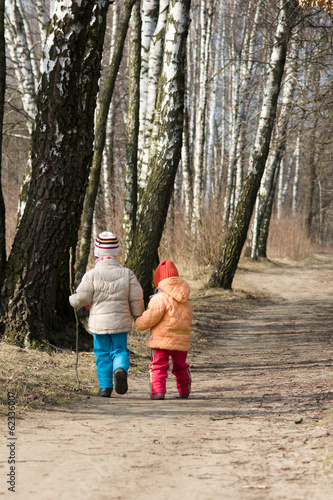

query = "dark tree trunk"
125;0;191;304
208;0;300;290
123;0;141;259
0;0;6;287
0;0;109;347
257;185;276;259
304;114;319;239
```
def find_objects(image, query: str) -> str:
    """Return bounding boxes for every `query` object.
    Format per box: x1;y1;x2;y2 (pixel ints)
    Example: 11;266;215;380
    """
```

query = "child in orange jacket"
135;260;193;400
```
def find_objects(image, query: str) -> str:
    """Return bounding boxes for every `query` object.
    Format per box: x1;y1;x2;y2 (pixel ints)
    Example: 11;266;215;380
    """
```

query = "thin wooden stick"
70;247;80;391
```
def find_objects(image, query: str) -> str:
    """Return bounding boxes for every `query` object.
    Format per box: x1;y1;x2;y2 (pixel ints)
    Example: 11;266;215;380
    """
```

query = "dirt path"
1;254;333;499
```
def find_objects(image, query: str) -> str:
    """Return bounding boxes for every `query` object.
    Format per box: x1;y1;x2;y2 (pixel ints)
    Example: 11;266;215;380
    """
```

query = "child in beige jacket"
69;232;144;397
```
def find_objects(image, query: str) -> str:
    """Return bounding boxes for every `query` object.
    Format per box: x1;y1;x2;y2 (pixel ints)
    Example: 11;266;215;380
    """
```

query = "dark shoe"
98;388;113;398
151;392;165;400
114;368;128;394
179;393;189;399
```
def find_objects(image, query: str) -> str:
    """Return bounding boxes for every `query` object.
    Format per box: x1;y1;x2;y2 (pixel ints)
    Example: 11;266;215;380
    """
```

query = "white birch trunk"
123;0;141;258
5;0;37;125
181;98;193;226
18;0;41;84
206;1;225;198
216;11;227;196
102;4;118;215
277;157;285;220
36;0;48;44
192;0;213;228
139;0;170;188
292;131;301;216
137;0;159;156
250;39;299;257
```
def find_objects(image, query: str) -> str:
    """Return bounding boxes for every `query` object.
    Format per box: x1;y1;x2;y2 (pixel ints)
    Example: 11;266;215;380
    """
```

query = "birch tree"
5;1;44;219
75;0;136;287
223;2;258;228
209;0;301;289
5;0;39;127
250;40;299;259
101;3;119;220
0;0;109;346
192;0;213;227
292;129;301;215
123;0;141;258
0;0;5;285
138;0;169;189
205;1;225;199
126;0;191;303
137;0;159;162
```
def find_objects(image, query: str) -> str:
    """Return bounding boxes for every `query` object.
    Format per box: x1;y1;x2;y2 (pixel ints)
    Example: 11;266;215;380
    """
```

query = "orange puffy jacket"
135;276;193;352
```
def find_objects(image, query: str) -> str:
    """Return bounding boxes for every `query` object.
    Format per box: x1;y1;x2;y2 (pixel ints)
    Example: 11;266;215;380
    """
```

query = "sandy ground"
1;254;333;499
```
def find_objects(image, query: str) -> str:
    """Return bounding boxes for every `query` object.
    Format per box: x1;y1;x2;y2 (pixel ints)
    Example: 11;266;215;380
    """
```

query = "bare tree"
209;0;301;290
126;0;191;303
75;0;137;287
250;39;299;259
192;0;213;228
123;0;141;259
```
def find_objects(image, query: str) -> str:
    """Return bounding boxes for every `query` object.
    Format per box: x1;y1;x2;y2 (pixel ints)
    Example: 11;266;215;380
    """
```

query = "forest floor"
1;252;333;499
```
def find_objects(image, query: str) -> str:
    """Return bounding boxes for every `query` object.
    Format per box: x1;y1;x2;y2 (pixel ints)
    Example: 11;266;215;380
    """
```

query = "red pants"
150;348;191;395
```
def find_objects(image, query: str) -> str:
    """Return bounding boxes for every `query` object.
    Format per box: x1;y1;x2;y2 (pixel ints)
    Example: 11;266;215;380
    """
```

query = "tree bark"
192;0;213;228
209;0;300;290
125;0;191;304
6;0;41;222
0;0;6;286
1;0;109;347
305;113;319;238
123;0;141;259
139;0;170;189
137;0;159;156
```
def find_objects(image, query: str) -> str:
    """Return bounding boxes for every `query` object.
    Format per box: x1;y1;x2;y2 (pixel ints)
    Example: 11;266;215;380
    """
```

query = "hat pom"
154;260;179;287
94;231;119;257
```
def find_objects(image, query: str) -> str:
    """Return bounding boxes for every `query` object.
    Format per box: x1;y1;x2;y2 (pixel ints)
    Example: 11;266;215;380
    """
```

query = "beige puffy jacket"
135;277;193;351
69;259;144;334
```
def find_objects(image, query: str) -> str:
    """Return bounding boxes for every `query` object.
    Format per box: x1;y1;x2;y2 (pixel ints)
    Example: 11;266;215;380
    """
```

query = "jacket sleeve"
135;294;166;331
128;271;145;318
69;273;94;310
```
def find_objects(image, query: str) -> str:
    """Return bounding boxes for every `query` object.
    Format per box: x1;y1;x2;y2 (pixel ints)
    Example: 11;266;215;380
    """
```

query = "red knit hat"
154;260;179;287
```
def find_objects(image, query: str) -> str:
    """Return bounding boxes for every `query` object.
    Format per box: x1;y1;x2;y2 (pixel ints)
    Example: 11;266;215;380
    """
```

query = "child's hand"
69;295;76;308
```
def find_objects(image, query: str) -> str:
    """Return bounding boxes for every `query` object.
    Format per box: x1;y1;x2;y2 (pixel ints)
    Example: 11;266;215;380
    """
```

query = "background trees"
1;0;333;345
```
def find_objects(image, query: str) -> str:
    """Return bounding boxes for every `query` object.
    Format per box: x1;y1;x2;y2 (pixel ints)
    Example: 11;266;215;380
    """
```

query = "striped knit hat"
94;231;120;257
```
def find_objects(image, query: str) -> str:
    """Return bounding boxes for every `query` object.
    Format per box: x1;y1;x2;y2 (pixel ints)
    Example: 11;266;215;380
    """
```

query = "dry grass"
159;208;318;279
267;216;317;261
0;332;150;413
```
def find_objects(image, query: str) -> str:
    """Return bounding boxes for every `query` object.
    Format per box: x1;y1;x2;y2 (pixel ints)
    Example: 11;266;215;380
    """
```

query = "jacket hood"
158;276;190;303
95;257;119;269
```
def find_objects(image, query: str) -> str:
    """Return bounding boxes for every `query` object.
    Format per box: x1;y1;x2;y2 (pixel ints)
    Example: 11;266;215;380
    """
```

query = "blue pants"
93;333;129;389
